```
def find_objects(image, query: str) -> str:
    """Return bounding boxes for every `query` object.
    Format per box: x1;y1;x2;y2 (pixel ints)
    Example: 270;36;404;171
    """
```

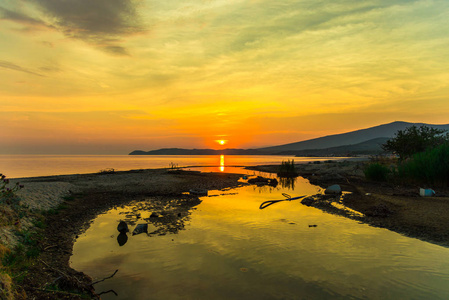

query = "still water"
0;155;346;178
71;169;449;299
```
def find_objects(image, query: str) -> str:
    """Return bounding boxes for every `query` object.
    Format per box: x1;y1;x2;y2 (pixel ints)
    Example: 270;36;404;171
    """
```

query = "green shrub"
382;125;449;160
398;143;449;186
0;174;24;203
364;163;390;181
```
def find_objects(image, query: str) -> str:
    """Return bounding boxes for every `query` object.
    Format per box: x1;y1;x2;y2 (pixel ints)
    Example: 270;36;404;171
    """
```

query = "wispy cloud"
0;60;44;77
0;6;49;30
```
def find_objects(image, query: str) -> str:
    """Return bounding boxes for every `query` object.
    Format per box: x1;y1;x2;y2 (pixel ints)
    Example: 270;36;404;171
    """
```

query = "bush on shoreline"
382;125;449;161
398;143;449;186
1;174;24;204
364;163;391;182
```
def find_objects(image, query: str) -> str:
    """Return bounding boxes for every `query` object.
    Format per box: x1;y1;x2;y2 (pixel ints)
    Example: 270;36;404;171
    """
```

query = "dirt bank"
1;168;245;299
247;160;449;248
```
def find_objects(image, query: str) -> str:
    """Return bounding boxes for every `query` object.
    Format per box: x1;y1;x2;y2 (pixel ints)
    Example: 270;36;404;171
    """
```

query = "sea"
0;154;350;178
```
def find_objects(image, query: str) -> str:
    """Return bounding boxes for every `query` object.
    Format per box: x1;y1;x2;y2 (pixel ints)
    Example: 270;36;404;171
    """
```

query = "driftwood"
91;269;119;285
97;289;119;296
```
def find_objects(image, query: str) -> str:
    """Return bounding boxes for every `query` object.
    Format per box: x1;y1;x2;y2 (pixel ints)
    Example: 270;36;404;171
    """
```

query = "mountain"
274;137;389;156
258;121;449;154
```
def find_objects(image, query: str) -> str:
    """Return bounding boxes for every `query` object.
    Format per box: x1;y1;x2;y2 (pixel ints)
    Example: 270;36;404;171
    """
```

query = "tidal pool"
71;169;449;299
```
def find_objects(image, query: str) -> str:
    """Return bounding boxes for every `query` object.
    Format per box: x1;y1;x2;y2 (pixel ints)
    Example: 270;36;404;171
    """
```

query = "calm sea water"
0;155;349;178
71;168;449;300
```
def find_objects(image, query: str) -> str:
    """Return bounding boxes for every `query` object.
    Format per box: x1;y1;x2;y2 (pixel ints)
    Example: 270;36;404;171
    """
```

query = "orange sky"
1;0;448;154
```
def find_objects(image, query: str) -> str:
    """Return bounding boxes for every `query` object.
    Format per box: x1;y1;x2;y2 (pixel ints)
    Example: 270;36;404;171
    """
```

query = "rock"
325;184;342;195
301;197;315;206
269;178;278;187
248;176;278;187
189;189;208;196
132;223;148;235
117;220;129;233
320;173;344;182
248;176;269;184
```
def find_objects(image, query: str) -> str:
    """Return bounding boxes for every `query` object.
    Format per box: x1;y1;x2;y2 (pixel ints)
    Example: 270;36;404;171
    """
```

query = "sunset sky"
1;0;448;154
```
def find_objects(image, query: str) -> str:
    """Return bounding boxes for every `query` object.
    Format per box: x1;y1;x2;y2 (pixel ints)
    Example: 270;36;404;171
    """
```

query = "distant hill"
274;137;389;156
129;148;263;155
258;121;449;154
129;121;449;156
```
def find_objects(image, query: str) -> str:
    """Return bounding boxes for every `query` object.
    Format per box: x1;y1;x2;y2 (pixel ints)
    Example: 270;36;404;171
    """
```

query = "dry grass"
0;205;17;227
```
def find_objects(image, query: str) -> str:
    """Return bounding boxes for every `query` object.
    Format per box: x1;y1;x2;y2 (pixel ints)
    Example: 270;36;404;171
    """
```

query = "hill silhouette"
129;121;449;156
257;121;449;154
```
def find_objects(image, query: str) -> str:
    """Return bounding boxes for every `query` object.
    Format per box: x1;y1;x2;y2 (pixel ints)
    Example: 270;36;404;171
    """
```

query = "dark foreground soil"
21;169;244;299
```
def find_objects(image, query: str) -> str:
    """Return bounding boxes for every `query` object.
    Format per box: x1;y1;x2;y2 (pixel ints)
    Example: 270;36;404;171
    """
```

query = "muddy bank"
247;161;449;248
3;168;245;299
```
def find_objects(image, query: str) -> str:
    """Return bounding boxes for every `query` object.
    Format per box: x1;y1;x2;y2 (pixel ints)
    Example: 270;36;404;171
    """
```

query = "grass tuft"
277;160;298;177
364;163;391;182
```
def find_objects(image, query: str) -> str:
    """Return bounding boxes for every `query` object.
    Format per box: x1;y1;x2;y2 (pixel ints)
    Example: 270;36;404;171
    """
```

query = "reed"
277;159;298;177
364;163;390;182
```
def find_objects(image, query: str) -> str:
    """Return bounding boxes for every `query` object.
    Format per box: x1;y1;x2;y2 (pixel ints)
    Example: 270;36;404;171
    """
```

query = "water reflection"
72;168;449;300
107;196;204;247
117;196;201;237
116;232;128;246
220;155;225;172
278;176;296;190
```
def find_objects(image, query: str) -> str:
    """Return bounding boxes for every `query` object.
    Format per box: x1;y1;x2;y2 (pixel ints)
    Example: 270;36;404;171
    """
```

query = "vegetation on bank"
364;163;391;182
382;125;449;161
0;175;88;299
365;125;449;187
277;159;298;177
397;143;449;186
1;174;29;299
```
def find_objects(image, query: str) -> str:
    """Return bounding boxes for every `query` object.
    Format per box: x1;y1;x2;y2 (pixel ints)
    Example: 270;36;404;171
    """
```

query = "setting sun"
216;140;227;146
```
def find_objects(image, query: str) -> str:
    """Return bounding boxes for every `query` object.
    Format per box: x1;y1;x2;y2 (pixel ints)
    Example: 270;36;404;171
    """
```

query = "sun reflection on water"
220;155;225;172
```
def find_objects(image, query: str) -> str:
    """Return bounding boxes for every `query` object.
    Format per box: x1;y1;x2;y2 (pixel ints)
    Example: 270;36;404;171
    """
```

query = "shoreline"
3;161;449;298
247;161;449;248
1;168;246;299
